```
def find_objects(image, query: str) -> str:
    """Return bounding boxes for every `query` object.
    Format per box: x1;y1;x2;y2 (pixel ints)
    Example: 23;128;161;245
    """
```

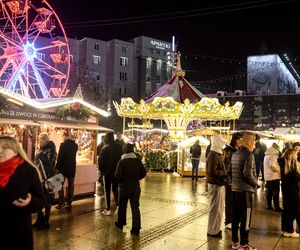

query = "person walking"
34;133;57;229
114;143;147;235
97;135;106;185
278;148;300;238
206;134;227;238
55;132;78;209
99;132;122;215
190;140;202;180
0;135;45;250
231;131;258;250
223;132;243;230
263;143;282;211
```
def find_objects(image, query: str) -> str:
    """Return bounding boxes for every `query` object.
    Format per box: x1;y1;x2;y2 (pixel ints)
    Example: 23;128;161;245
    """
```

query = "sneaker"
114;206;119;215
283;232;300;238
130;228;140;236
238;244;257;250
232;242;239;249
274;207;282;212
207;230;222;238
102;209;111;216
114;221;123;230
226;223;232;230
65;203;72;209
55;203;66;209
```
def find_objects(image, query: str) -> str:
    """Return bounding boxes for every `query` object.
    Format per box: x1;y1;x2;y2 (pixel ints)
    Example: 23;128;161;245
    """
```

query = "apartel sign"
150;40;171;50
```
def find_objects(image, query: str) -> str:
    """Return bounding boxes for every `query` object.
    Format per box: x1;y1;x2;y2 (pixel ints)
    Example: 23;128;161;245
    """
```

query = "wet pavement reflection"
33;173;298;249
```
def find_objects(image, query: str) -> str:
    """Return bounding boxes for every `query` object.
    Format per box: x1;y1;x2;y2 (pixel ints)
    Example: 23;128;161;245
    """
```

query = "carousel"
114;53;244;176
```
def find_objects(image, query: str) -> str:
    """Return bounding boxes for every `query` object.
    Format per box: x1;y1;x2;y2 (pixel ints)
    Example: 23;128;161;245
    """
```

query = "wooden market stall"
0;86;112;196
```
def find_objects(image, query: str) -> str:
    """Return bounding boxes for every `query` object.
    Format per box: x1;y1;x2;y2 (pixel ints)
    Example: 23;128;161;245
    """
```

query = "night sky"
48;0;299;87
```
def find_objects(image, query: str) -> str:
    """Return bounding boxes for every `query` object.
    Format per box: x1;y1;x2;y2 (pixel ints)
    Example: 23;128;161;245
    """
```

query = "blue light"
23;42;37;60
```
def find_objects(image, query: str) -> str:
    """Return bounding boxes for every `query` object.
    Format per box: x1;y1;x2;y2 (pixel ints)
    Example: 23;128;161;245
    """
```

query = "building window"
167;62;172;72
120;57;128;66
157;59;162;71
95;43;99;50
93;55;101;65
146;76;150;82
156;75;160;82
156;49;161;55
122;46;127;53
119;72;127;81
70;55;74;64
146;57;152;69
148;48;154;54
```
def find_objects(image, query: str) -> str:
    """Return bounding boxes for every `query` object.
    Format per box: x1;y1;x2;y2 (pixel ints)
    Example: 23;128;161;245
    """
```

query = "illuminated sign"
150;40;171;50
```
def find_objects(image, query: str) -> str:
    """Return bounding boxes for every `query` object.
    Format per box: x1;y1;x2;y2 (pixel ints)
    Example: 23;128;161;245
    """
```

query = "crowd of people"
205;131;300;250
0;131;146;249
2;129;300;250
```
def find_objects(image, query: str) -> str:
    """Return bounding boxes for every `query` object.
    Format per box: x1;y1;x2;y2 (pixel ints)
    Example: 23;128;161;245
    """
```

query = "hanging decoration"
56;103;91;121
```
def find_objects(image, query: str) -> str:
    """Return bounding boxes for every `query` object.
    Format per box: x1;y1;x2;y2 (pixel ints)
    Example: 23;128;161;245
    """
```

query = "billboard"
247;54;298;95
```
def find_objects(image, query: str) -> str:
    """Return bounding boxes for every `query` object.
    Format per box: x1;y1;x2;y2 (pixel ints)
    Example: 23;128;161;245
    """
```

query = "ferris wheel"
0;0;70;99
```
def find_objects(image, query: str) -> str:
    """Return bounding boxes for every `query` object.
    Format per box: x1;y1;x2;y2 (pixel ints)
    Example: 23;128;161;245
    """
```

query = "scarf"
0;156;24;189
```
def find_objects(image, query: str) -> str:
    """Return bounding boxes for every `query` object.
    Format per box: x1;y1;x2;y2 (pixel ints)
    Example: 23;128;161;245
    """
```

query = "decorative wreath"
56;103;91;121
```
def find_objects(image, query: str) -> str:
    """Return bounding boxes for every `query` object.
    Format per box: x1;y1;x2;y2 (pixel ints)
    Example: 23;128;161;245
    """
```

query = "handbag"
36;159;64;194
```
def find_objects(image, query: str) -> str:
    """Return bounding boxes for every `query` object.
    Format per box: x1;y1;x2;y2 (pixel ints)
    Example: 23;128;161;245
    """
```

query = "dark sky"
48;0;299;88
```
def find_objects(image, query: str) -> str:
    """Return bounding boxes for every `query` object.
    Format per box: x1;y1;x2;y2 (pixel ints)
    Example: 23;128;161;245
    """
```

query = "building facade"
65;36;174;104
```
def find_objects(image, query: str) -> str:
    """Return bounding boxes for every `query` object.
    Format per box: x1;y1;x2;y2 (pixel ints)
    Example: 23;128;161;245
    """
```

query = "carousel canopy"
146;52;204;103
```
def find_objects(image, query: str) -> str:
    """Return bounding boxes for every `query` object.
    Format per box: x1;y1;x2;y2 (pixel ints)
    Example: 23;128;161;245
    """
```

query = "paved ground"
33;172;300;250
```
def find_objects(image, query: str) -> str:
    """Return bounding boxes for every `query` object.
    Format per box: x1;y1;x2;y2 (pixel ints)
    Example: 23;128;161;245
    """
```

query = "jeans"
225;184;233;225
191;159;200;178
103;175;118;210
58;176;75;205
266;179;280;208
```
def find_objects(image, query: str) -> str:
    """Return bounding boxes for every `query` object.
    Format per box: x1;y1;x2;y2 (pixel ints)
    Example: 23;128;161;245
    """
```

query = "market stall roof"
0;86;110;117
0;118;41;126
37;121;113;132
146;52;204;104
178;135;210;147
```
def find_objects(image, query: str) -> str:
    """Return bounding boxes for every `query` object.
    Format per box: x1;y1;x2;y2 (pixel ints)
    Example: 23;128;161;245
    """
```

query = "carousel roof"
146;52;204;103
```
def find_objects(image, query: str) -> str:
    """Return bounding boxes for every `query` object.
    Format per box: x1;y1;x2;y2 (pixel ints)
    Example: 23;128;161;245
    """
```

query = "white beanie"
210;135;227;154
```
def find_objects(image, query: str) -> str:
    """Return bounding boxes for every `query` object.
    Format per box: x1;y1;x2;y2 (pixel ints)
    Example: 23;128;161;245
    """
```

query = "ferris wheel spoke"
35;57;66;78
1;2;23;45
0;34;23;49
0;59;11;78
32;14;52;44
35;42;67;52
5;59;26;91
28;59;51;99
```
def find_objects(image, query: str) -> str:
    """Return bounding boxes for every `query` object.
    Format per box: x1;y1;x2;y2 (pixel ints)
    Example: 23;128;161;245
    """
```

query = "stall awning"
37;121;113;132
0;118;41;126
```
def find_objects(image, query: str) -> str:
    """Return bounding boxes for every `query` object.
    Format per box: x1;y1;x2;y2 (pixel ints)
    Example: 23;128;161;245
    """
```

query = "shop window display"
0;124;25;145
38;127;96;165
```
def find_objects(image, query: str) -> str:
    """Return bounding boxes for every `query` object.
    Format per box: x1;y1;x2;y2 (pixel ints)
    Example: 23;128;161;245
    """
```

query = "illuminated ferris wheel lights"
23;42;36;60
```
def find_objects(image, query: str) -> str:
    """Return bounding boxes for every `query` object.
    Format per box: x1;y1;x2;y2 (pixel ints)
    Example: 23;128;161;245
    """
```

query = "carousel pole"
123;116;126;134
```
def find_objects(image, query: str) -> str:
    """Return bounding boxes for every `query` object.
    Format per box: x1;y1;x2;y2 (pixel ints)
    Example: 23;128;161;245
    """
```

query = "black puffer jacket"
99;143;122;176
36;141;57;179
223;145;237;180
231;146;257;193
56;139;78;177
115;153;147;190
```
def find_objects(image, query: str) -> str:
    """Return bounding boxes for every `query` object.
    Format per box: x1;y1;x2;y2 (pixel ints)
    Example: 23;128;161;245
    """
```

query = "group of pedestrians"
97;132;146;235
206;130;300;250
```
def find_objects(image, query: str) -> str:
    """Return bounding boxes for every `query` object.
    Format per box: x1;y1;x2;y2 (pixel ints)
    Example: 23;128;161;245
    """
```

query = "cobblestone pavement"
33;172;299;250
